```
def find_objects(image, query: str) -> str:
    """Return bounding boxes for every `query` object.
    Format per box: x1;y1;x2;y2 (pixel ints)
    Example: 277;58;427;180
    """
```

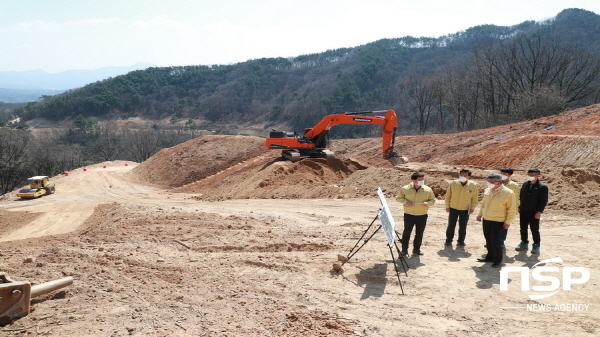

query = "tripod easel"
341;209;409;295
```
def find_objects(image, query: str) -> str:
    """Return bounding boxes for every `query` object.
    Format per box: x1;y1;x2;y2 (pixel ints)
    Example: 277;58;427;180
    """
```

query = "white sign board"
377;187;396;247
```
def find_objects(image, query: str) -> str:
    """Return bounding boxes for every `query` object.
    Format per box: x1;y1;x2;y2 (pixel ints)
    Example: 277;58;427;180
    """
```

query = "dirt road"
1;161;598;336
2;162;386;240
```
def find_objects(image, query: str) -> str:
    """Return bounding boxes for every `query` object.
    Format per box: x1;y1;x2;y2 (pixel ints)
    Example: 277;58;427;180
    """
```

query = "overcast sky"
1;0;599;73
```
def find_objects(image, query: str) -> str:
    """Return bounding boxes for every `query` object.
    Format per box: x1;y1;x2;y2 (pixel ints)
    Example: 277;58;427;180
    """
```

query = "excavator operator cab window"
269;131;295;138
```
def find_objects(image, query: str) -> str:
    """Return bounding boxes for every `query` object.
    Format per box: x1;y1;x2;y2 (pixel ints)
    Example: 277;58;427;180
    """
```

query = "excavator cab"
266;128;333;162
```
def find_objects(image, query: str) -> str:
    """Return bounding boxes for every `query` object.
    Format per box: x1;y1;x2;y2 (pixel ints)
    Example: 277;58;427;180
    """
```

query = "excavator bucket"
388;155;409;167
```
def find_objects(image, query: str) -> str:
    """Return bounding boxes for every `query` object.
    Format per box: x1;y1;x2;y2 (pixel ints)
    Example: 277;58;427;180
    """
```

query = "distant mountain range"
0;62;154;102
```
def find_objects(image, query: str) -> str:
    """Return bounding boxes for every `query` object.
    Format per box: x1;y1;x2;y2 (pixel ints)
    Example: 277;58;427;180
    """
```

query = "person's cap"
487;173;503;181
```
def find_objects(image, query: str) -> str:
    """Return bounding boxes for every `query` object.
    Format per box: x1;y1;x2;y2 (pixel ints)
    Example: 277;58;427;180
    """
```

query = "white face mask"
527;176;536;181
417;180;425;186
458;176;468;182
486;182;495;189
500;174;508;180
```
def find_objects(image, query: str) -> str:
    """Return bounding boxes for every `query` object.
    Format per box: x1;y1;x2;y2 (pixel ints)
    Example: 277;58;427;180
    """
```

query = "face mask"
417;180;425;186
486;182;495;189
527;176;536;181
500;174;508;180
458;176;468;182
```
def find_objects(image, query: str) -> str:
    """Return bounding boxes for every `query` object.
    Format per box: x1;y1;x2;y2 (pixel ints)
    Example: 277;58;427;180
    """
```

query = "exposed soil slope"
332;103;600;169
132;135;267;188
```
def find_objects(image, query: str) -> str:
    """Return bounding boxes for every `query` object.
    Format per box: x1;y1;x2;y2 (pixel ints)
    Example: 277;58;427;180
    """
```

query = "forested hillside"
13;9;600;137
14;9;600;137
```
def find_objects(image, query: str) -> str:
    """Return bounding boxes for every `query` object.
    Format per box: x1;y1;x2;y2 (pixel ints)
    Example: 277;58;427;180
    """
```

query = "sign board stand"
341;188;409;295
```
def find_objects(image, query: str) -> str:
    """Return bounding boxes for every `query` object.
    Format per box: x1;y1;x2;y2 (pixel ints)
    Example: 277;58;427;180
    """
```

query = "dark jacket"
519;180;549;213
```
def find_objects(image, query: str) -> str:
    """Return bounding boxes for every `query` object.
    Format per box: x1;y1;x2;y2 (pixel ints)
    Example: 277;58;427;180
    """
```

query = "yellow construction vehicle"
16;176;56;199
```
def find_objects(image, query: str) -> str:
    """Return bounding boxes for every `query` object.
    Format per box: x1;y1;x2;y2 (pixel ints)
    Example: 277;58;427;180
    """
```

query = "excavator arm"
265;109;407;164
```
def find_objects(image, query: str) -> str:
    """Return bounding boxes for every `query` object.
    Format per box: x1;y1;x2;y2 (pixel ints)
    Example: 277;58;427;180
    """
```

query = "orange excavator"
265;109;408;165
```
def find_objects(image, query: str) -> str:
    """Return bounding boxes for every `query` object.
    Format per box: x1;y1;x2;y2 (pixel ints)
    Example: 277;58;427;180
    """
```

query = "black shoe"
457;242;466;246
444;241;452;246
477;258;492;262
412;250;424;256
401;250;408;256
492;263;501;268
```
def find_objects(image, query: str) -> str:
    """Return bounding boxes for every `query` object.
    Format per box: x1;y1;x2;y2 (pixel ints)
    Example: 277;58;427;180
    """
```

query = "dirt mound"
252;157;362;188
132;135;267;188
554;167;600;213
0;209;42;237
175;157;370;200
562;167;600;184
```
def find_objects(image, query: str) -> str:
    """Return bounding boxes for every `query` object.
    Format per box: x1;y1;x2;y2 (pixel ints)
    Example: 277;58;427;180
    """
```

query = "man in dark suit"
515;168;549;254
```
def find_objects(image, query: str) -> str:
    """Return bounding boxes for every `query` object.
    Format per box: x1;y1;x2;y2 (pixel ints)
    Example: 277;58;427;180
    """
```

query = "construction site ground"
1;105;600;336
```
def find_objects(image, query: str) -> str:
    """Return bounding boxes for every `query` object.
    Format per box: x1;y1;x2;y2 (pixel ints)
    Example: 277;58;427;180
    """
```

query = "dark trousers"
500;228;508;242
401;214;427;252
445;208;469;243
482;219;504;264
520;210;541;244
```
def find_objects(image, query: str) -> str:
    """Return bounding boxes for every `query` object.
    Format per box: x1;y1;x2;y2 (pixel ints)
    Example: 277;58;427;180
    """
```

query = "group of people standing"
396;168;549;268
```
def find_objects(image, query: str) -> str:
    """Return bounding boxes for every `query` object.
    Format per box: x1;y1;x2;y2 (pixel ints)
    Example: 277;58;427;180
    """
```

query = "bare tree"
472;41;513;119
441;63;486;131
472;34;600;121
28;142;83;177
160;127;199;149
121;127;163;163
92;122;123;161
0;129;33;194
399;75;439;135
